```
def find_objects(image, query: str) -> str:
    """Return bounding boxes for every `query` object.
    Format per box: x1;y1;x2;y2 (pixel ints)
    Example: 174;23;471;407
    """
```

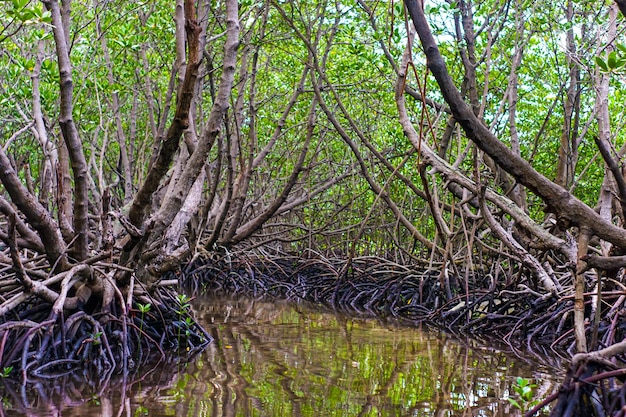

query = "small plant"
0;367;12;378
136;303;151;356
138;303;152;315
508;377;539;414
174;294;193;347
138;302;152;327
134;405;149;416
175;294;191;315
89;332;103;346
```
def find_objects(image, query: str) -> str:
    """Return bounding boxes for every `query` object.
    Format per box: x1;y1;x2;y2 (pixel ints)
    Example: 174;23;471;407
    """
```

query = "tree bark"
149;0;240;242
31;39;57;209
44;0;90;261
615;0;626;17
0;150;67;267
575;228;590;353
128;0;203;229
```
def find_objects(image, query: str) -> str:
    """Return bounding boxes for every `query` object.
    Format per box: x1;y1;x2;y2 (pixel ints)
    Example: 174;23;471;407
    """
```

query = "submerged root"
0;272;210;382
0;358;187;415
183;252;626;415
181;254;570;348
524;341;626;416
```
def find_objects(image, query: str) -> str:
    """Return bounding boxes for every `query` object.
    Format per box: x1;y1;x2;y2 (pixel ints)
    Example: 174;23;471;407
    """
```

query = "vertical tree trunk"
149;0;240;241
575;228;590;353
555;0;581;189
44;0;90;261
505;3;528;210
595;4;620;238
127;0;204;229
31;39;58;210
96;7;133;204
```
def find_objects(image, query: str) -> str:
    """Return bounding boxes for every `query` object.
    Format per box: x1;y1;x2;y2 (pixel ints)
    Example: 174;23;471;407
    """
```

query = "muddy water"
3;295;559;416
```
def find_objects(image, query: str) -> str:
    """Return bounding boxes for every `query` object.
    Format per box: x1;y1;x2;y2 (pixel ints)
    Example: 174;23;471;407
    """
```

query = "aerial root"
182;254;626;370
0;279;211;381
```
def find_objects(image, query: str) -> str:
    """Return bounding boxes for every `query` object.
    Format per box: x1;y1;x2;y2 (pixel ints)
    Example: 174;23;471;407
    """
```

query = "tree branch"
0;149;67;268
404;0;626;250
615;0;626;17
128;0;204;229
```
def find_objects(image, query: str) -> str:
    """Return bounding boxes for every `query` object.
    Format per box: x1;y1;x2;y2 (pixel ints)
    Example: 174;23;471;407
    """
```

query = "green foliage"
0;367;12;378
0;0;625;256
89;332;102;346
508;377;540;414
138;303;151;314
175;294;191;315
596;44;626;72
174;294;192;347
6;0;51;26
134;405;149;416
137;303;151;355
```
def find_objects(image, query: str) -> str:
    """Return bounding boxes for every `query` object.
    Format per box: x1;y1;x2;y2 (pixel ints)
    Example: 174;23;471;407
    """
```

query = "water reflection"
0;295;558;416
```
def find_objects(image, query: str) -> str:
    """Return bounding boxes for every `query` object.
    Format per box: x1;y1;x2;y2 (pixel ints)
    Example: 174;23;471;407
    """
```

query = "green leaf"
41;11;52;24
595;56;609;71
608;51;618;69
21;9;35;21
507;398;521;410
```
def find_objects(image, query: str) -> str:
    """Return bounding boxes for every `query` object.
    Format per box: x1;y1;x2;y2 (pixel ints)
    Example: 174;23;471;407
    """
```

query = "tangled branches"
0;251;210;382
182;254;579;349
184;252;626;415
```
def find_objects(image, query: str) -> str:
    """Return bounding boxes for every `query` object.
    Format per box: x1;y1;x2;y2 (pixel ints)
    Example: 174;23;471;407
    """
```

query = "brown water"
1;295;559;416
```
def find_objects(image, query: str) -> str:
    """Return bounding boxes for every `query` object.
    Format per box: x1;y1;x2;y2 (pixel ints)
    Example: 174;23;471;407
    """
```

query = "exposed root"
181;254;574;347
182;253;626;415
0;255;211;382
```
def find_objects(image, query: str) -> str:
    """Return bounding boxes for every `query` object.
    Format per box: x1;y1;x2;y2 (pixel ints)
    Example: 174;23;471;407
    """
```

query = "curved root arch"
0;254;209;379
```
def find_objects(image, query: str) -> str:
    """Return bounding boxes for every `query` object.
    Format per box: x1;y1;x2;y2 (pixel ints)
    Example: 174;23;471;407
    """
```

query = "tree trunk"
44;0;90;261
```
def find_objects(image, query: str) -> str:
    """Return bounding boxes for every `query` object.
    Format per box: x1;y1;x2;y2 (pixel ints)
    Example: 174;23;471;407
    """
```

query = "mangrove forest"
2;0;626;415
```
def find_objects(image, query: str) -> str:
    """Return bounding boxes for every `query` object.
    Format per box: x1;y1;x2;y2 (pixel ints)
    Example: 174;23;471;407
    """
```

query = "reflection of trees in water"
0;361;185;417
194;296;556;417
0;296;557;416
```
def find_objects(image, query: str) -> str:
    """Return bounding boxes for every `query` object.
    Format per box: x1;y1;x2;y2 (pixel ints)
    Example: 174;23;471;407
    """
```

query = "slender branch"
478;186;557;295
228;98;315;246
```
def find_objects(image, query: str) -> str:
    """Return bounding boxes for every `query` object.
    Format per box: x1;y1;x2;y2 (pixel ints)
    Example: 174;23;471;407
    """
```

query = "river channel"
3;294;560;416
